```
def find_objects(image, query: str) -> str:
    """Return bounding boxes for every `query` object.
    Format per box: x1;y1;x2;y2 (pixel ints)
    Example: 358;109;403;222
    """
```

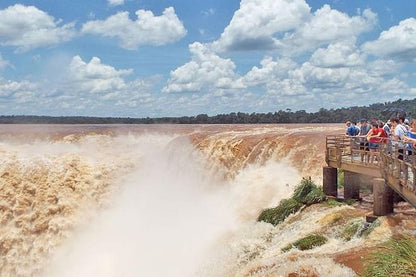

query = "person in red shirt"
366;121;388;163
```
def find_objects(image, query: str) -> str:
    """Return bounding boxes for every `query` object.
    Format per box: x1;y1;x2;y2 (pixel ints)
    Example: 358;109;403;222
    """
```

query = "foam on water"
1;124;396;277
40;133;303;276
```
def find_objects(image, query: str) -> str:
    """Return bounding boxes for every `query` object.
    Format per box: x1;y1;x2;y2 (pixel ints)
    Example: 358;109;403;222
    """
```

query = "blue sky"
0;0;415;117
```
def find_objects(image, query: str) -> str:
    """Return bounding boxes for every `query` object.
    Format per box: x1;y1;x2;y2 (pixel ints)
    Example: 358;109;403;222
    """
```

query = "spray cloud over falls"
0;124;358;276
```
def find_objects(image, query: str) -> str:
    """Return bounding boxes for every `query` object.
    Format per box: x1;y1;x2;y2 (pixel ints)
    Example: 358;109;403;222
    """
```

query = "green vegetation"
337;169;344;188
293;177;326;205
361;219;380;238
339;218;380;241
340;220;361;241
344;199;357;205
281;234;328;252
257;178;325;226
363;236;416;277
257;198;303;226
324;198;345;207
1;97;415;124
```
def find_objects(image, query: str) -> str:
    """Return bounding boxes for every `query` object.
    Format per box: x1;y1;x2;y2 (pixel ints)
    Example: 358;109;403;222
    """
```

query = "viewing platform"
324;135;416;216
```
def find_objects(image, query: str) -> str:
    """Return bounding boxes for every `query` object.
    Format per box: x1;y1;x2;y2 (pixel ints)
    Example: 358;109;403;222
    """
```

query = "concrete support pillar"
373;178;394;216
344;171;360;200
323;166;337;197
393;191;404;203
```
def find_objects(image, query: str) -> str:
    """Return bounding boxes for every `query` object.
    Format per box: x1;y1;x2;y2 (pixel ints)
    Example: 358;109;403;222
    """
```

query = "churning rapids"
0;124;411;276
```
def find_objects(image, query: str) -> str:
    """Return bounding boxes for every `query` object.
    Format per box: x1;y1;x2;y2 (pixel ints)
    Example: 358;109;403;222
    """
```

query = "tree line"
0;98;414;124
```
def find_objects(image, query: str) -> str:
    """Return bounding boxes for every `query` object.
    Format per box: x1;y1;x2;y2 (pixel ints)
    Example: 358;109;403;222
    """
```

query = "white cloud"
213;0;311;52
368;59;399;76
66;55;132;94
0;79;39;100
0;56;160;116
362;18;416;61
82;7;187;50
212;1;376;54
309;42;365;68
163;42;243;93
264;78;308;97
280;5;377;55
108;0;124;7
242;56;297;87
0;4;76;52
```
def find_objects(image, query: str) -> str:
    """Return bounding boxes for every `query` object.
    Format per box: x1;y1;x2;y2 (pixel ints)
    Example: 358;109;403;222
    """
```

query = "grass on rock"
257;177;326;226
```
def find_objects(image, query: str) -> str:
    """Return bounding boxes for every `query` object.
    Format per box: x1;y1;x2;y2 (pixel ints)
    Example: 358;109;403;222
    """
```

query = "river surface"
0;124;414;276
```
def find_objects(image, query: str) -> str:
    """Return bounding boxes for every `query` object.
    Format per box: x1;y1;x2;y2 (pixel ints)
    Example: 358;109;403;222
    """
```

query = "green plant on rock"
258;177;326;226
363;236;416;277
257;198;302;226
293;177;326;205
340;221;361;241
361;219;380;238
282;233;328;252
324;198;345;207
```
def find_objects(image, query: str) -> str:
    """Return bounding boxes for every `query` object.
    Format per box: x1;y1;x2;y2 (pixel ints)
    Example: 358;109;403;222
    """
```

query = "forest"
0;98;414;124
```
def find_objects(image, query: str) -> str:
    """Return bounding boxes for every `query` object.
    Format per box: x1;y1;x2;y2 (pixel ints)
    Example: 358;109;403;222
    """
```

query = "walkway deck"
326;135;416;208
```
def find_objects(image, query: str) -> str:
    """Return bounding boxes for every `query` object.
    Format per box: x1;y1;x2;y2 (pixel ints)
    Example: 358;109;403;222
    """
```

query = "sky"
0;0;415;117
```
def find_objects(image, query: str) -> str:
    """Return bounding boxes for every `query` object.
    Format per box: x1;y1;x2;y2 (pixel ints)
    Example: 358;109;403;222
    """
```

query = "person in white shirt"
391;117;407;162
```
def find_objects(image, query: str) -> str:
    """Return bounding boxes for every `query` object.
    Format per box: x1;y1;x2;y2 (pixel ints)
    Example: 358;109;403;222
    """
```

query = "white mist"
43;135;238;277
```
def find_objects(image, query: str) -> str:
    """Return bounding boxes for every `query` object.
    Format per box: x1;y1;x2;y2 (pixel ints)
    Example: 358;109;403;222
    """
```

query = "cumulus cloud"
280;5;377;55
309;42;365;68
0;56;160;116
163;42;243;93
362;18;416;62
367;59;399;76
57;56;163;115
0;79;39;100
66;55;132;94
0;4;76;52
242;56;298;87
212;0;376;54
108;0;124;7
82;7;186;50
212;0;311;52
212;0;378;56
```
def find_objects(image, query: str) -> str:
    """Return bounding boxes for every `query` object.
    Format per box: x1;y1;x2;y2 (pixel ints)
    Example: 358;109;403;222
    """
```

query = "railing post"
323;166;338;197
373;178;394;216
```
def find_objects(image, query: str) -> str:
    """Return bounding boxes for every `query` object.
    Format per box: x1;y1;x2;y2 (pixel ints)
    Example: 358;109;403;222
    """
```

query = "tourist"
352;121;360;136
358;119;371;161
366;122;387;163
383;120;391;137
404;118;411;130
391;118;407;161
345;121;359;136
358;119;371;137
403;119;416;165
